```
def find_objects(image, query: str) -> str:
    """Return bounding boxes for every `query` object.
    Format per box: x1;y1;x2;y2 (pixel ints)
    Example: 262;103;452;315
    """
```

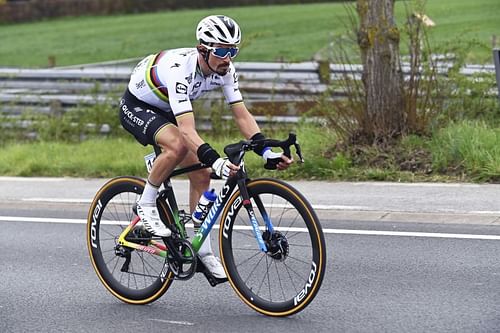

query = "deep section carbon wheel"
219;178;326;316
87;176;174;304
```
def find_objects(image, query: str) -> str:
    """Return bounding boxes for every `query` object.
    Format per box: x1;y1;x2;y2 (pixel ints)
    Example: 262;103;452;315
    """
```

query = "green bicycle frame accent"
191;177;239;252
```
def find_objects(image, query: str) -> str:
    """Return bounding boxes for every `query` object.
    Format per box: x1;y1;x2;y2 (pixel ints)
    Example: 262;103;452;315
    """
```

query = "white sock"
198;234;213;257
139;180;160;206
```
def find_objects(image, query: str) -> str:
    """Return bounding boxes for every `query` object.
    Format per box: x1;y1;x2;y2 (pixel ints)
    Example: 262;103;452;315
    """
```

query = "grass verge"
0;122;498;183
430;121;500;182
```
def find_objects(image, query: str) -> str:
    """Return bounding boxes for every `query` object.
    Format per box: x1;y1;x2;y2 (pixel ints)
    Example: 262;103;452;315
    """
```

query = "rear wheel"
87;176;174;304
219;178;326;316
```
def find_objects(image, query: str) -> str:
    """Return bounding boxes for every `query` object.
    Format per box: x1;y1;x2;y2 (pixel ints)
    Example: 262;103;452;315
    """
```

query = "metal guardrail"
0;60;497;118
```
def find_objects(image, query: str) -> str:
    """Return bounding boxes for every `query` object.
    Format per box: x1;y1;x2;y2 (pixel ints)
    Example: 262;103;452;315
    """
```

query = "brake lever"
250;132;305;166
281;133;296;159
294;142;305;163
284;133;304;163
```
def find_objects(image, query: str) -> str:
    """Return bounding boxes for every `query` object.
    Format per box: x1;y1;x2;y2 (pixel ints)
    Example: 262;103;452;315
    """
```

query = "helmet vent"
214;25;226;38
204;31;214;40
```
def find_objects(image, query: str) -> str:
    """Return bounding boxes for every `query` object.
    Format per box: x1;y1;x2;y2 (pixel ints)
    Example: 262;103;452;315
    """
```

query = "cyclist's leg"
179;151;211;211
119;89;186;186
178;151;225;278
119;90;187;234
119;89;189;194
137;125;188;236
149;125;188;187
179;152;213;253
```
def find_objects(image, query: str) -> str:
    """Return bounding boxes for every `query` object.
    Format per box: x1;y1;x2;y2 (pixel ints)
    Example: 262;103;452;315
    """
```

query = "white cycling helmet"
196;15;241;46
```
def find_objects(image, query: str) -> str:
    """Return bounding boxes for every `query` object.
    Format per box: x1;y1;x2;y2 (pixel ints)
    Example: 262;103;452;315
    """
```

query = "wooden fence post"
494;48;500;104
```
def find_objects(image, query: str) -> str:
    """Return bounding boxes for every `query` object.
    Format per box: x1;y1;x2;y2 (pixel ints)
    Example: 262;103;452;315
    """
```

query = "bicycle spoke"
285;254;312;266
98;236;119;242
243;253;266;285
234;250;262;267
283;214;303;238
109;255;120;276
231;229;256;240
281;260;300;294
256;255;270;296
137;251;163;281
265;256;272;301
231;247;262;252
117;270;161;279
274;260;287;301
281;260;308;281
134;252;148;287
127;260;139;289
100;248;116;254
100;227;120;239
283;230;306;241
287;243;312;248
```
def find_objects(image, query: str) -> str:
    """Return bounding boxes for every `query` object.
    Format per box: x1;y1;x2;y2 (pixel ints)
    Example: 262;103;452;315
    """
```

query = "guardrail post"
494;48;500;103
317;60;330;84
49;99;63;117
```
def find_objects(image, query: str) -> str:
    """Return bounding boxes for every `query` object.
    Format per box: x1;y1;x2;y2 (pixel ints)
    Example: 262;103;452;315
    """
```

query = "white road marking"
148;318;194;326
323;229;500;240
1;215;500;240
0;216;86;224
23;198;92;204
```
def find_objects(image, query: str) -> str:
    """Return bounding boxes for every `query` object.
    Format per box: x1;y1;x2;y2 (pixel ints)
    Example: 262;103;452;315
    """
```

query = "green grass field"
0;0;498;67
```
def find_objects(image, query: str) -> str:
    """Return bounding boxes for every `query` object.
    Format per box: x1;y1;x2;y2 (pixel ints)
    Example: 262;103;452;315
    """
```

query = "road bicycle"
86;133;326;317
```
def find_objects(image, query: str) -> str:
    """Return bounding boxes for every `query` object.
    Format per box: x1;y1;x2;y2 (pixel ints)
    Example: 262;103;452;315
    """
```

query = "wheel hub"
263;230;289;261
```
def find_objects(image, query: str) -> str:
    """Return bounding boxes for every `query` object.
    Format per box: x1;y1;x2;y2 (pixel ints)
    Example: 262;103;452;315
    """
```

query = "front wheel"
86;176;175;304
219;178;327;316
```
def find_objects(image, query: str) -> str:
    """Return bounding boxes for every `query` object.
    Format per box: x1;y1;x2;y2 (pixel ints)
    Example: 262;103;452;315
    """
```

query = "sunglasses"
206;46;239;59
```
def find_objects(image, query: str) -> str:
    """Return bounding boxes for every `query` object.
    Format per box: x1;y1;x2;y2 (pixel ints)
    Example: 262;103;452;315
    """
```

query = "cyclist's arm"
175;112;205;153
230;101;292;169
230;101;284;148
177;112;239;176
230;102;261;139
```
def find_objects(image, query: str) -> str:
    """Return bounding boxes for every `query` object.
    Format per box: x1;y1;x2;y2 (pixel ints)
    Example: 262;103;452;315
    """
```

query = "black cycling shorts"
119;89;177;146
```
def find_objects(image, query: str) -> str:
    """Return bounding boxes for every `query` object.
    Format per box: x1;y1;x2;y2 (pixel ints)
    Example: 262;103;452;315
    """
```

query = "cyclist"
119;15;292;278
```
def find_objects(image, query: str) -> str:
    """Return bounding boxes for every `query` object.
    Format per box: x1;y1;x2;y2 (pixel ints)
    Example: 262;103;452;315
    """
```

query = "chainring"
166;239;197;280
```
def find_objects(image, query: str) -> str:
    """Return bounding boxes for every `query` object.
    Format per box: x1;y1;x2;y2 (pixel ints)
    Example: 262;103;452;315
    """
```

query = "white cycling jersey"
128;48;243;118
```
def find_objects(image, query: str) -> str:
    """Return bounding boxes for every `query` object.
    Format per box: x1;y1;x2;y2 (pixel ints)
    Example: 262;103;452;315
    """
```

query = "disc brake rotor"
263;230;289;261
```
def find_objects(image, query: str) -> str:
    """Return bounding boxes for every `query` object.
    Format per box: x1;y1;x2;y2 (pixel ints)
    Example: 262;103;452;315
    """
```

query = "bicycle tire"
87;176;175;304
219;178;326;316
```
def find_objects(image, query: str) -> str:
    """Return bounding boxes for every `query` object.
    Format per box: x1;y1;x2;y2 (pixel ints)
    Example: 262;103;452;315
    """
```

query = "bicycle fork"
237;178;271;253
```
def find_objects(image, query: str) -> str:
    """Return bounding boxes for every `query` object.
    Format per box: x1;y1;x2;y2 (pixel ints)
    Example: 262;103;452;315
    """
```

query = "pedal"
202;270;228;287
196;255;228;287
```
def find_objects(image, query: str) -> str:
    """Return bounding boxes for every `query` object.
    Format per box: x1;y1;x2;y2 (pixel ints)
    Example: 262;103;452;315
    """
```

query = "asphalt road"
1;178;499;332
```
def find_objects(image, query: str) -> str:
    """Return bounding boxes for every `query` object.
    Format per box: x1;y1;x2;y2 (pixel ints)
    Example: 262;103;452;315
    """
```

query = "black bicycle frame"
153;142;271;253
